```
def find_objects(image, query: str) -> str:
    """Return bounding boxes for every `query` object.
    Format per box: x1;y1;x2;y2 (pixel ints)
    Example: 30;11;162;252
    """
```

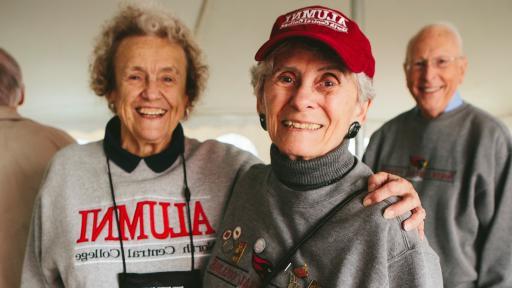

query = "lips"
419;85;443;94
135;107;167;118
282;120;322;130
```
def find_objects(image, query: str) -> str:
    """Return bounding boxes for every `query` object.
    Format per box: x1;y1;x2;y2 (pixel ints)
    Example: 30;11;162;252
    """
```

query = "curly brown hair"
90;4;208;112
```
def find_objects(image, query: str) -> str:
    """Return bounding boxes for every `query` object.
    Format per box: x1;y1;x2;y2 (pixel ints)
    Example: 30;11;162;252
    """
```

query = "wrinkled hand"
363;172;426;240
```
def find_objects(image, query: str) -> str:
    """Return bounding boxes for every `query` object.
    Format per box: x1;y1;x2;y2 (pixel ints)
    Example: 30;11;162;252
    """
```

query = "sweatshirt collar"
270;141;356;190
103;116;184;173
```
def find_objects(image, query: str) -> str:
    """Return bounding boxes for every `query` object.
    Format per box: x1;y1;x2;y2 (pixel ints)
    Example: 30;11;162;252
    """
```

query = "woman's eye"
128;75;142;81
323;80;335;87
162;76;174;83
277;75;294;84
320;76;339;88
320;73;340;87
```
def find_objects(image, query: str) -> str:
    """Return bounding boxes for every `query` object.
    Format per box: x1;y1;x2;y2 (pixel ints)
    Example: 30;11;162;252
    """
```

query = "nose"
141;78;161;100
289;82;316;111
421;62;437;82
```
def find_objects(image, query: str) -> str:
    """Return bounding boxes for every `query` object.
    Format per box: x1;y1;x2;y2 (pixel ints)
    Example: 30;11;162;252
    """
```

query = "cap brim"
254;30;364;75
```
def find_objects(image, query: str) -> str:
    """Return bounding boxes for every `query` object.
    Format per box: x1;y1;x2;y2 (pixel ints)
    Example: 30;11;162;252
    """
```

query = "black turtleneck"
103;116;184;173
270;141;357;191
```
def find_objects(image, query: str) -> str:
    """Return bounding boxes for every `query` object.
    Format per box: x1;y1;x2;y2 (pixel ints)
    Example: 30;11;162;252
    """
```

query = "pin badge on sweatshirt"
222;226;248;264
222;229;234;253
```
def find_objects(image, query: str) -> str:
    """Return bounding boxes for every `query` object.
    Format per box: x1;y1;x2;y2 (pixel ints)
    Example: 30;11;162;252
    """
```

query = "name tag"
118;270;202;288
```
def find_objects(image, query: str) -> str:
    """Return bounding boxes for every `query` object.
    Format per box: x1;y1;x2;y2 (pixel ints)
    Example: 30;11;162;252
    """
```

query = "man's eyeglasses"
405;56;463;71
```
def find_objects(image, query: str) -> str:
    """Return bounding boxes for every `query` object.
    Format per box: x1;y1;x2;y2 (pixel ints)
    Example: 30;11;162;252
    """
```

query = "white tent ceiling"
1;0;511;161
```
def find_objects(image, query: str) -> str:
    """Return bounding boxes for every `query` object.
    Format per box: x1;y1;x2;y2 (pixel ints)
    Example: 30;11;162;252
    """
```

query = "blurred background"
1;0;511;163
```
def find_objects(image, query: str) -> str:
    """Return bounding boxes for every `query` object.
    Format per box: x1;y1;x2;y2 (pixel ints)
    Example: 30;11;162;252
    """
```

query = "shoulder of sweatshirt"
35;142;105;194
236;162;269;179
463;104;512;145
345;189;427;263
382;205;428;263
369;108;417;139
184;137;261;168
48;141;103;170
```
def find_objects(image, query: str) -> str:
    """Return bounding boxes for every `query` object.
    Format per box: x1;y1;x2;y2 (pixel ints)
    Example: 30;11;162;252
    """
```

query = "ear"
256;94;266;115
106;90;116;103
182;95;191;120
458;56;468;84
17;86;25;106
352;99;372;125
106;91;117;112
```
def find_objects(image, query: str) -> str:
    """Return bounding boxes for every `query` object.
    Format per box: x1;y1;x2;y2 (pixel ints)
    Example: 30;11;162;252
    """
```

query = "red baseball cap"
254;5;375;78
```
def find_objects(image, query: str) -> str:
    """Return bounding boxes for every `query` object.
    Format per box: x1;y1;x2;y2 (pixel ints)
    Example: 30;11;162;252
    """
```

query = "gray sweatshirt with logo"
363;103;512;287
21;139;258;287
203;142;442;287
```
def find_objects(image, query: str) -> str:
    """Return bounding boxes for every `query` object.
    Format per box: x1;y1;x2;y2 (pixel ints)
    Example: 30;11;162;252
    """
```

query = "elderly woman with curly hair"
22;4;425;288
21;4;258;287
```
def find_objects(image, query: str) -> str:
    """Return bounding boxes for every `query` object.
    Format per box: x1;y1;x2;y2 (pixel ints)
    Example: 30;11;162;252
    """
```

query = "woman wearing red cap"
204;6;442;287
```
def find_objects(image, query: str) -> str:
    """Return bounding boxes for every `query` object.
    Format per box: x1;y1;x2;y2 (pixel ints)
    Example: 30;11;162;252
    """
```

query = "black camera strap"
262;187;365;287
106;152;195;274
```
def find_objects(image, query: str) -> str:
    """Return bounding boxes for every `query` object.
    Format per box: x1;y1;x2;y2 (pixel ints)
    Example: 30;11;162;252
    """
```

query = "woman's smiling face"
109;35;189;156
258;44;370;160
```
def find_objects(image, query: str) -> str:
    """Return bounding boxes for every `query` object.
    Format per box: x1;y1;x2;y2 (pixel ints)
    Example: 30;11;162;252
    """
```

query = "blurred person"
364;23;512;287
0;48;74;288
204;6;441;287
22;4;426;288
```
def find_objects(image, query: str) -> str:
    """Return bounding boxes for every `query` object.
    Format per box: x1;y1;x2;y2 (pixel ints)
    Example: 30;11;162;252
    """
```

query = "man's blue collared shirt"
444;91;463;112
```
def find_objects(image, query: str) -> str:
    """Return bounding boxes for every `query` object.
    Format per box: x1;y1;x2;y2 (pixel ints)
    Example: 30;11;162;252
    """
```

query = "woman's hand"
363;172;426;240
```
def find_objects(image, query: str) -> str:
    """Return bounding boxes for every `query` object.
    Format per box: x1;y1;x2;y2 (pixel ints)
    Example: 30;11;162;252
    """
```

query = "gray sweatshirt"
203;142;442;287
363;103;512;287
21;135;258;287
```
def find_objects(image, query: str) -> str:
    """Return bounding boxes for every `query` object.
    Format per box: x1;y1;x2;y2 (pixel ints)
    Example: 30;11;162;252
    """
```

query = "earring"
108;102;116;112
259;114;267;131
346;121;361;139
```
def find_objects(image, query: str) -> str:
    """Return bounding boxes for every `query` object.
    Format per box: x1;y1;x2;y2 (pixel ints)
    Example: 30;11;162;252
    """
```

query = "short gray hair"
251;39;375;103
90;3;208;113
0;48;23;106
405;22;464;63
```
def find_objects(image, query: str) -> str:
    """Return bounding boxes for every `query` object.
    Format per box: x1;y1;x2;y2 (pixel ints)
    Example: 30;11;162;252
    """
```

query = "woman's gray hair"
251;40;375;103
354;72;375;102
90;4;208;112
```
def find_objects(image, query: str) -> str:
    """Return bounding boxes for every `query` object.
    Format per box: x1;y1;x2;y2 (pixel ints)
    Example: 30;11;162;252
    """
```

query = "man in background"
0;48;75;287
363;23;512;287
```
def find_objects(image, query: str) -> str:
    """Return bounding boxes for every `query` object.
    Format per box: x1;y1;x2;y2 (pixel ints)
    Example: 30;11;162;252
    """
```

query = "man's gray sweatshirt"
364;103;512;287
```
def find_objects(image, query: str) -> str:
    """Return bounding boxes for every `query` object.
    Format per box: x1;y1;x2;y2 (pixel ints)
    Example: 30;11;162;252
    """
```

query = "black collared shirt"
103;117;184;173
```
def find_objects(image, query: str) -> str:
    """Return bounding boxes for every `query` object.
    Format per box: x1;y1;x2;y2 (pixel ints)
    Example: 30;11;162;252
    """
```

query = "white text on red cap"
281;8;348;33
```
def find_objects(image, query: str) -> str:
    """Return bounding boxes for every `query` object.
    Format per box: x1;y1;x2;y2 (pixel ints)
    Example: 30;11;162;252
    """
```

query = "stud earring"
346;121;361;139
108;102;116;112
259;114;267;131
